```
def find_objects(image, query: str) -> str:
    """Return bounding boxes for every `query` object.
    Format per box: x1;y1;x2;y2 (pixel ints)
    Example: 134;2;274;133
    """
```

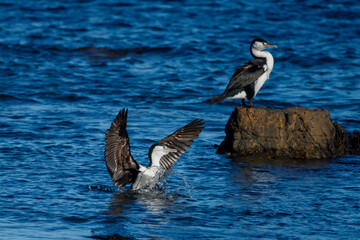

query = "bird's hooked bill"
266;43;277;48
164;147;177;153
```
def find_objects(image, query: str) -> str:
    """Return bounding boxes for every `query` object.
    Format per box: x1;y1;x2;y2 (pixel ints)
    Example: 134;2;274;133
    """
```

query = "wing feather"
157;119;205;171
224;59;266;95
104;108;139;187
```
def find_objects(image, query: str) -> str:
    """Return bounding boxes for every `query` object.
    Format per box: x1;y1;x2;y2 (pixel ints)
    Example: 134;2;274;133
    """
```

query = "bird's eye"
263;42;268;46
163;146;167;149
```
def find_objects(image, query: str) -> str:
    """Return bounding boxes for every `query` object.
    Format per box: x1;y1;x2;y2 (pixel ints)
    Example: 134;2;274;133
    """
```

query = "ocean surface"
1;0;360;239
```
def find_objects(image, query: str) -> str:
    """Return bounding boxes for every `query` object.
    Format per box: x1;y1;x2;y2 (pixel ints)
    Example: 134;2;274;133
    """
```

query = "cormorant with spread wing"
104;109;204;190
206;38;277;107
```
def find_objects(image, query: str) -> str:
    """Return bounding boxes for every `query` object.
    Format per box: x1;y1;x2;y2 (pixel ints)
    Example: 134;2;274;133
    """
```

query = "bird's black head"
252;38;268;45
250;38;277;57
148;143;177;166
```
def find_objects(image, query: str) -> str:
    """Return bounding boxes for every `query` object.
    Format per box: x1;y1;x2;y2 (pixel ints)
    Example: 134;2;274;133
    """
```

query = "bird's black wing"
104;109;139;187
224;58;266;94
157;119;205;171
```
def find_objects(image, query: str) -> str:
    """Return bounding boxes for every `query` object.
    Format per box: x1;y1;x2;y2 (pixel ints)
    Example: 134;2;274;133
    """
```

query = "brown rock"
217;107;350;159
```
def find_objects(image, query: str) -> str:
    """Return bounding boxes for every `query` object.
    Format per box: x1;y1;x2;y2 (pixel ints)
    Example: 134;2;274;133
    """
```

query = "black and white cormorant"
104;109;204;190
206;38;277;107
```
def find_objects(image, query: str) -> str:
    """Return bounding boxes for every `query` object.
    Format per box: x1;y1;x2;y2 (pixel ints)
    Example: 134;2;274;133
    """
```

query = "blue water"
1;0;360;239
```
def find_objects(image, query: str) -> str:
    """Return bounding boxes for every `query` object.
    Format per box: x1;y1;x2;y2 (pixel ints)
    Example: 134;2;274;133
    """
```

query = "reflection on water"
231;156;329;182
105;190;136;217
100;189;182;239
105;170;194;217
228;156;333;203
107;190;177;216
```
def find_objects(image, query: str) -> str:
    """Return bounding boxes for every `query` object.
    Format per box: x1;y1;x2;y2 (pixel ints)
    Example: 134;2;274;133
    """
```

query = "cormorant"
206;38;277;107
104;109;204;190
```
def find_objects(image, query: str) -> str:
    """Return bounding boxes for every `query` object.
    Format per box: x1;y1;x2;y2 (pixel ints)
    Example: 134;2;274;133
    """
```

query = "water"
1;0;359;239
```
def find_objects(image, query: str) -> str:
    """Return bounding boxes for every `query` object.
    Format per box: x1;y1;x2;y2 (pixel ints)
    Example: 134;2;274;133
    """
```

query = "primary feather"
157;119;204;171
104;109;139;187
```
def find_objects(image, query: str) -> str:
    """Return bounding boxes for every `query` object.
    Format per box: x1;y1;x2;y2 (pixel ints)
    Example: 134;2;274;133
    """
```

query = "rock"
217;107;351;159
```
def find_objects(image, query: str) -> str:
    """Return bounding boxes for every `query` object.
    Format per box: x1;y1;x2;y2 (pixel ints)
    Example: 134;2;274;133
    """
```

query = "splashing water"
161;170;195;198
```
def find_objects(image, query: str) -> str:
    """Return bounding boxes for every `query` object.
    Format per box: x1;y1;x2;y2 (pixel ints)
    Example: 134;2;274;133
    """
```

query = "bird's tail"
205;94;227;105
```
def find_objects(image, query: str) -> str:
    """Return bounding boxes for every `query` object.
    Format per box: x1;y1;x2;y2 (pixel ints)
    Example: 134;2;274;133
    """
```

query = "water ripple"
0;0;359;239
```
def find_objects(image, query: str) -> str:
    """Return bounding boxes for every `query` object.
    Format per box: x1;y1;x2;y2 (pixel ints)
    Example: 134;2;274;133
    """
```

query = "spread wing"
224;58;266;94
104;108;139;187
157;119;205;171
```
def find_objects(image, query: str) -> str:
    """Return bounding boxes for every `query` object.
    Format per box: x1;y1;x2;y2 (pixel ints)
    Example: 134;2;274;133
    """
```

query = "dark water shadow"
228;156;333;188
89;233;135;240
89;186;177;239
231;155;332;167
72;46;173;60
105;187;183;218
90;188;182;239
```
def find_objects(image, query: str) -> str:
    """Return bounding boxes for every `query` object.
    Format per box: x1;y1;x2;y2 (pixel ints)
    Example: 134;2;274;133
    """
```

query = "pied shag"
206;38;277;107
104;109;204;190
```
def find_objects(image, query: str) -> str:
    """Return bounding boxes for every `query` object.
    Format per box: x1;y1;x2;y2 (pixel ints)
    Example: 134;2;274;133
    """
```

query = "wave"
29;92;91;102
72;46;173;59
0;94;38;104
89;233;134;240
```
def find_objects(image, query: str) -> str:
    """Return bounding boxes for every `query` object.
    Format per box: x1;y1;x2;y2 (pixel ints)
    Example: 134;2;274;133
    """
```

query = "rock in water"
217;107;349;159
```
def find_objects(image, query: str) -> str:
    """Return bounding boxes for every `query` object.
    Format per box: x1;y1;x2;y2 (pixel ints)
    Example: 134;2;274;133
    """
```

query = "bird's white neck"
150;151;162;167
251;48;274;71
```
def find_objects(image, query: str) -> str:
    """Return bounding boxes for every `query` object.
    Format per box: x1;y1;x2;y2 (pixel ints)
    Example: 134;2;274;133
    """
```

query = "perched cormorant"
206;38;277;107
104;109;204;190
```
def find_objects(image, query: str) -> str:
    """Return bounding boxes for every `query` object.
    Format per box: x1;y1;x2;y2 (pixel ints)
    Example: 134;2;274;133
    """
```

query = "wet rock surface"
218;107;358;159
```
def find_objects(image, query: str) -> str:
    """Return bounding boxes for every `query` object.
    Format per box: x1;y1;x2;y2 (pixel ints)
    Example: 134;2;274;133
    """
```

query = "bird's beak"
164;148;177;153
266;44;277;48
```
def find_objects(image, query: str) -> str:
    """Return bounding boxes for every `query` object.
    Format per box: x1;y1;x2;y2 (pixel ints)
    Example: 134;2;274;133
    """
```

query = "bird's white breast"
254;71;269;97
131;166;160;190
253;51;274;97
